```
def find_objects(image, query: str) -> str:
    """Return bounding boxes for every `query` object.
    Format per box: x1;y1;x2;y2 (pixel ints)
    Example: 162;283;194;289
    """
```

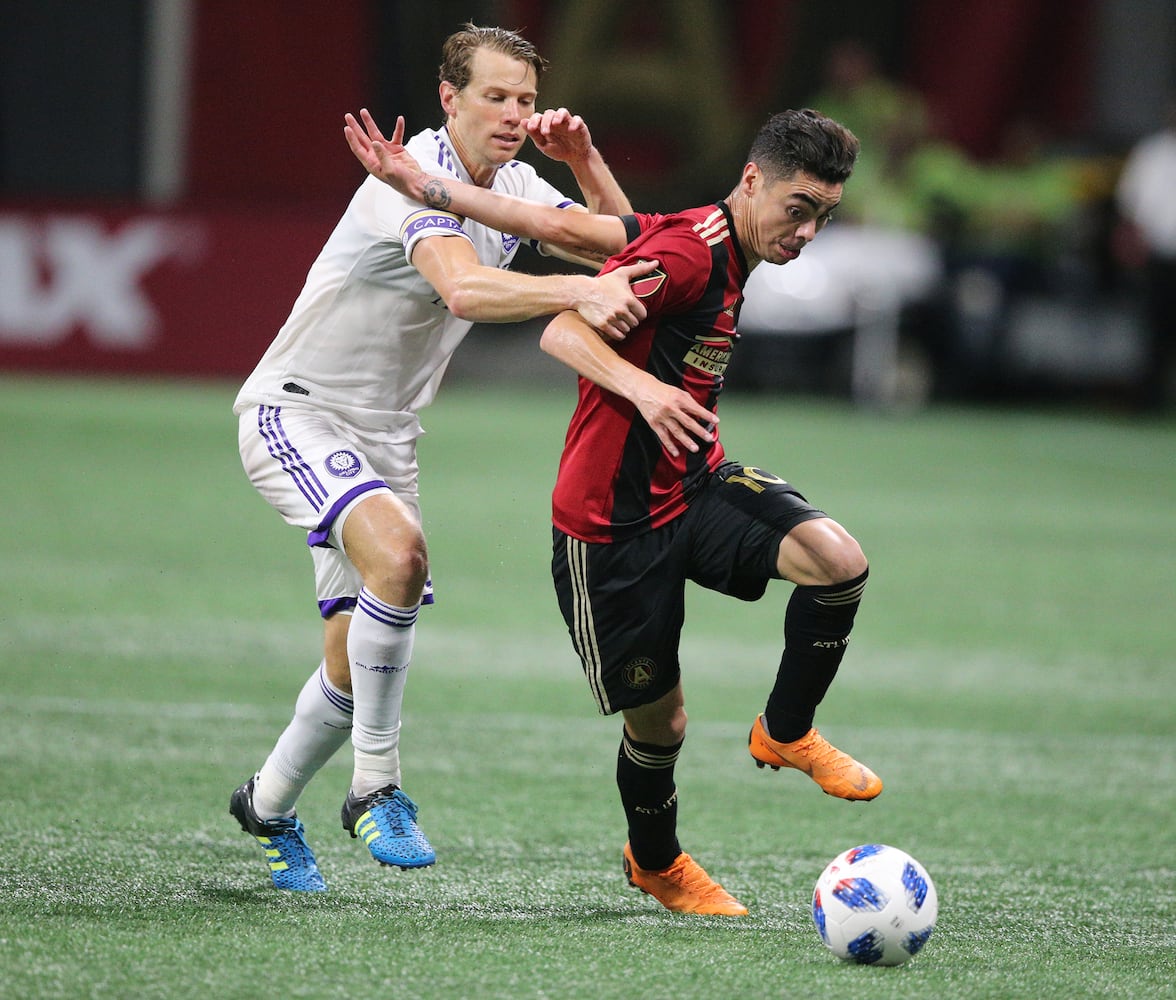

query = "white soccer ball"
811;843;938;966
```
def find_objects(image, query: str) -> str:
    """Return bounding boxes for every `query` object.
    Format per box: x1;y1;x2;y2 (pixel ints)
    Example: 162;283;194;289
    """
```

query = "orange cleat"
623;842;748;916
748;714;882;801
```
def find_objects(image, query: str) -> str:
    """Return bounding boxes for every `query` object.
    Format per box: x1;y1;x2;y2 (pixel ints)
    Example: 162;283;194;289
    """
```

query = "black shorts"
551;460;826;714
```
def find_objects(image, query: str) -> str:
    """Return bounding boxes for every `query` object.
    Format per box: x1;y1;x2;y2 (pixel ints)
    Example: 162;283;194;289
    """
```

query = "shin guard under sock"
617;730;683;871
348;587;418;795
764;568;868;742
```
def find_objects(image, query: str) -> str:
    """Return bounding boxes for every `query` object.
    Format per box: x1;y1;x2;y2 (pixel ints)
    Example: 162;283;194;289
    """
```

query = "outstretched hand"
343;109;424;200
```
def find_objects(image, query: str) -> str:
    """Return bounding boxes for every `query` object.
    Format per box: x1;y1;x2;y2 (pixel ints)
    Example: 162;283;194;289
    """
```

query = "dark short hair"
747;109;860;184
438;22;548;91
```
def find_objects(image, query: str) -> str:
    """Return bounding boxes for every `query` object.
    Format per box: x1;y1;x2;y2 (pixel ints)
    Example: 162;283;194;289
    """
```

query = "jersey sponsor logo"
622;656;657;690
684;334;733;376
630;264;667;298
324;450;362;478
402;210;464;241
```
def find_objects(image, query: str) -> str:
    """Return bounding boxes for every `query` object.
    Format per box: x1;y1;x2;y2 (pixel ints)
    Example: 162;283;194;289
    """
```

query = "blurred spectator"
800;40;968;402
806;39;975;238
799;40;1108;405
808;39;926;157
971;121;1083;255
946;119;1097;398
807;39;939;230
1114;98;1176;411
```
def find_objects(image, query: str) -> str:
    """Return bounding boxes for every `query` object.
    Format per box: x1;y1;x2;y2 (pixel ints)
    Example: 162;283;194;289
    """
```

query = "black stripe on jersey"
607;218;734;535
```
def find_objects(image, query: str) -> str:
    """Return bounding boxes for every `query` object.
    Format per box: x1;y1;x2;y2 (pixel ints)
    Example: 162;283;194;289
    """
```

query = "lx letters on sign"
0;216;203;347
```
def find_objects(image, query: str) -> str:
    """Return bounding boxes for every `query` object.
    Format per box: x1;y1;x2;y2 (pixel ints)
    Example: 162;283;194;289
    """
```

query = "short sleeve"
601;220;710;316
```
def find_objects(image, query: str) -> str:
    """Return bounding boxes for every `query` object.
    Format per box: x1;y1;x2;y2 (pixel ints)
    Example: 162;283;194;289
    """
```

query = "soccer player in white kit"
228;23;655;891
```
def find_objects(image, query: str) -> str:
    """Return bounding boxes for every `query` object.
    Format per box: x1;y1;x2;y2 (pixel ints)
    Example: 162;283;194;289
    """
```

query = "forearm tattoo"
422;178;452;210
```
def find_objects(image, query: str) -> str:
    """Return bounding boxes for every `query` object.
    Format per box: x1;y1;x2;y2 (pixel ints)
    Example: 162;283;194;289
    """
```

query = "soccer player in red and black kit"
542;109;878;917
348;108;880;917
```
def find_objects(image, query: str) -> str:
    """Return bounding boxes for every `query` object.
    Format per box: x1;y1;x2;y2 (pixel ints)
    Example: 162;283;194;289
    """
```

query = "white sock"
348;587;418;797
253;661;353;820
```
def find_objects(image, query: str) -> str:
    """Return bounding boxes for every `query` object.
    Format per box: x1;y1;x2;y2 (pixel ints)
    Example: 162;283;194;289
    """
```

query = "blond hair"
438;23;547;91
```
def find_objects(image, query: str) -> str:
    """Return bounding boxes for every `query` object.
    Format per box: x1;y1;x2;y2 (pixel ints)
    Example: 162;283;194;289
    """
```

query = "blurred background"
2;0;1174;412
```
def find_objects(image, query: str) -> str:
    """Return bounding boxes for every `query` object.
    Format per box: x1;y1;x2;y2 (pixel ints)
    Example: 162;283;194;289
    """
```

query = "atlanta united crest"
622;657;657;690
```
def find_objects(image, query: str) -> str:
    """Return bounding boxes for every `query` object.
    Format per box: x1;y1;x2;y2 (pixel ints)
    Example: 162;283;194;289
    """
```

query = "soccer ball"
811;844;938;966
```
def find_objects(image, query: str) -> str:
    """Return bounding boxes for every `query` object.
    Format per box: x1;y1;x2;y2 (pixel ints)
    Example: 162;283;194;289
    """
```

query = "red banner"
0;203;339;378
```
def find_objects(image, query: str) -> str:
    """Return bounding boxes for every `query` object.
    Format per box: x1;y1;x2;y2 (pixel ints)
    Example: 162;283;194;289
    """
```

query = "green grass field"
0;375;1172;999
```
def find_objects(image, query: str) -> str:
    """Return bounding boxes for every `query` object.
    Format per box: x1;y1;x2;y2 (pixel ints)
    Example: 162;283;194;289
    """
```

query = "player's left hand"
525;108;592;162
632;376;718;458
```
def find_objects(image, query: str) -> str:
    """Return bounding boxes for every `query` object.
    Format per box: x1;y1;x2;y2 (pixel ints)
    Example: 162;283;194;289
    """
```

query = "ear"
439;80;458;118
740;162;761;196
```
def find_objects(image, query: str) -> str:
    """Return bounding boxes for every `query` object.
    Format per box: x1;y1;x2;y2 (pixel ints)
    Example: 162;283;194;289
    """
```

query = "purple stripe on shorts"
306;480;390;548
257;405;328;509
317;586;432;620
318;595;357;619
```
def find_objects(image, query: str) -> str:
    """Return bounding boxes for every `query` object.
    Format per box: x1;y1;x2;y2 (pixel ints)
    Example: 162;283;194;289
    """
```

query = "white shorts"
238;403;431;617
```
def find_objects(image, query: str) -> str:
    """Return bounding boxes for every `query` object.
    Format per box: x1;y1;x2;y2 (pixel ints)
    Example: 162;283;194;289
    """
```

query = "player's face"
744;169;843;266
443;47;539;183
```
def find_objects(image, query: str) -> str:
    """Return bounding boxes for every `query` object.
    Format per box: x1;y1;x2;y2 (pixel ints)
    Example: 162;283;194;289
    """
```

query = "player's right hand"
344;109;423;199
578;259;660;342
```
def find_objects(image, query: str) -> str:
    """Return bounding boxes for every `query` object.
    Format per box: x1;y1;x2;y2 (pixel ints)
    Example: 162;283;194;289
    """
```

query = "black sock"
617;730;682;871
764;568;868;742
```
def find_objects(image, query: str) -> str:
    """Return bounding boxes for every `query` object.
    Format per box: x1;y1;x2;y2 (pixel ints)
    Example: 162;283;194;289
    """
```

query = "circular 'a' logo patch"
622;657;657;690
325;450;362;478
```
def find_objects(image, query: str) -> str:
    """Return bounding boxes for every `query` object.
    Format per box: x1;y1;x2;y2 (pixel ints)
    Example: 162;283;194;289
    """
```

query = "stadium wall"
0;0;1168;383
0;202;336;378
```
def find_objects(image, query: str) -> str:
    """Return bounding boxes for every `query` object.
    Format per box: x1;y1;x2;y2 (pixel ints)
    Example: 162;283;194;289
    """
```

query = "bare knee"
365;536;429;600
777;518;868;586
341;494;429;604
823;530;868;583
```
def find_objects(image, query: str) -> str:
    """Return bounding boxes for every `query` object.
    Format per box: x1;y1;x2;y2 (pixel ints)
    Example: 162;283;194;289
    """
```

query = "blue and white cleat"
341;784;435;869
229;776;327;892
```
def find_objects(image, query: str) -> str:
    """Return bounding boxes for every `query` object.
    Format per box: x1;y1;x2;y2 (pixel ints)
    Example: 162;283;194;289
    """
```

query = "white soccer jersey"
234;125;578;438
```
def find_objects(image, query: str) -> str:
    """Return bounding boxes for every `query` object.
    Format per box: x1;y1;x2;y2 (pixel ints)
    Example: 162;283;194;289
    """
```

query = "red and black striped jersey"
552;201;749;542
